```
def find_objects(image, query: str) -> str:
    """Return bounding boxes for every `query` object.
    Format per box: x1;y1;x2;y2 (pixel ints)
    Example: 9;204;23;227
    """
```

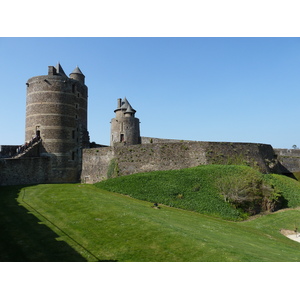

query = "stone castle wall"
81;141;284;184
1;141;298;186
274;148;300;173
81;147;115;183
0;157;50;186
0;142;81;186
141;137;193;144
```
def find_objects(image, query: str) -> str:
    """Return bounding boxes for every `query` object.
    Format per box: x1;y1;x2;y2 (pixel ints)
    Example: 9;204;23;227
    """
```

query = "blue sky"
1;37;300;148
1;0;300;294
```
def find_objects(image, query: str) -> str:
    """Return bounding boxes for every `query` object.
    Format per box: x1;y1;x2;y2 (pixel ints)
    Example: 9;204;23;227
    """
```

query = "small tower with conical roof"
69;66;85;84
110;97;141;146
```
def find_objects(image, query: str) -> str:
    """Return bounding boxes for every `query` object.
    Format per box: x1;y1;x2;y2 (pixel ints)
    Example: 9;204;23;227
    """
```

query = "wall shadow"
277;161;298;180
0;185;115;262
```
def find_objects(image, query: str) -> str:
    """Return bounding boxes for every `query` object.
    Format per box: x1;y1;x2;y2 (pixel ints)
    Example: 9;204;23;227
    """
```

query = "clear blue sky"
1;37;299;148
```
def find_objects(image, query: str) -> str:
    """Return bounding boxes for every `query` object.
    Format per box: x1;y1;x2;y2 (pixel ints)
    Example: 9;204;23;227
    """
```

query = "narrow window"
72;130;75;139
120;134;124;142
72;84;75;93
72;152;75;160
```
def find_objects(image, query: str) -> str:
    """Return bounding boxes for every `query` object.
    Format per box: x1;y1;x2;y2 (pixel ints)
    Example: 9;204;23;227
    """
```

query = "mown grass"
96;165;300;220
1;182;300;261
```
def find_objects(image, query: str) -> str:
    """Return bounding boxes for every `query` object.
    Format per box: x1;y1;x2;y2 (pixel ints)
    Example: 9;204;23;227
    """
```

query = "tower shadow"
0;185;87;262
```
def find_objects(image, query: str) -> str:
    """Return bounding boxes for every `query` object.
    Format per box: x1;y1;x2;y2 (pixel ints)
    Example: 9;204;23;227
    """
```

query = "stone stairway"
12;139;42;159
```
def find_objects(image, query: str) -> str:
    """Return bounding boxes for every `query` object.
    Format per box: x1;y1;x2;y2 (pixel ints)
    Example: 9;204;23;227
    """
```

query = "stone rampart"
274;148;300;173
141;136;193;144
0;157;50;186
0;145;19;158
81;147;115;183
82;141;283;184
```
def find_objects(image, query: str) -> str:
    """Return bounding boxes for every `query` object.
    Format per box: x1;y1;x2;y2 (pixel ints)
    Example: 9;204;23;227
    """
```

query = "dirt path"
280;229;300;243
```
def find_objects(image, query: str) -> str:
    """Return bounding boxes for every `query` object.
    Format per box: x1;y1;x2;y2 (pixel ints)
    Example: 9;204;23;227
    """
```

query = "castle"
0;64;300;186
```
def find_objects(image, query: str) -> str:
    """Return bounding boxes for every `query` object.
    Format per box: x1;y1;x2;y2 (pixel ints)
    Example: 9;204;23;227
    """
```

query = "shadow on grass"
0;185;116;262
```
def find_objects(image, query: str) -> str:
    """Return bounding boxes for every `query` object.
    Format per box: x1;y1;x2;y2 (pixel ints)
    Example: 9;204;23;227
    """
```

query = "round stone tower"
25;63;89;182
110;97;141;146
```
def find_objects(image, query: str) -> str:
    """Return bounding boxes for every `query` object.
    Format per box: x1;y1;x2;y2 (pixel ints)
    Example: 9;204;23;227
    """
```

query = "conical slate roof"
55;62;67;77
125;104;134;113
70;66;84;75
120;97;129;109
114;97;136;113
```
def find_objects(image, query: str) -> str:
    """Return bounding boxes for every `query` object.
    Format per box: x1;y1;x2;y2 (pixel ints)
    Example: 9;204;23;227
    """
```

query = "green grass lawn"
1;183;300;261
96;165;300;220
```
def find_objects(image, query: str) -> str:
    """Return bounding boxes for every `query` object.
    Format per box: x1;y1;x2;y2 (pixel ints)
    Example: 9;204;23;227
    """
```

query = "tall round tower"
110;97;141;146
25;63;89;182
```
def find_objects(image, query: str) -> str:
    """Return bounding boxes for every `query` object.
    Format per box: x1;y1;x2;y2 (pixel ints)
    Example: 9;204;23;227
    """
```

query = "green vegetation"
107;158;119;178
2;165;300;262
97;165;242;220
265;173;300;208
1;183;300;261
96;165;300;220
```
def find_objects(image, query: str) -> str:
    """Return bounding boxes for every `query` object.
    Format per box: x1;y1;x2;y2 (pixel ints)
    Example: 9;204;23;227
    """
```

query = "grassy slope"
265;173;300;208
96;165;246;220
1;183;300;262
96;165;300;220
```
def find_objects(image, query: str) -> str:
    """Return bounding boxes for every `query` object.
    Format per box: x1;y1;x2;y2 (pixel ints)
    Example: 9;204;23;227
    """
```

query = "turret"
110;97;140;146
69;66;85;84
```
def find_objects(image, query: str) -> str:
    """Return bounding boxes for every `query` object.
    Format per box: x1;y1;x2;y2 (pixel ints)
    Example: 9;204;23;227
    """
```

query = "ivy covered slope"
95;165;300;221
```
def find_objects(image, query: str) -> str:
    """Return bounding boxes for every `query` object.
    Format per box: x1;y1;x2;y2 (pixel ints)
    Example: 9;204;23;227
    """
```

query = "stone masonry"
81;140;285;184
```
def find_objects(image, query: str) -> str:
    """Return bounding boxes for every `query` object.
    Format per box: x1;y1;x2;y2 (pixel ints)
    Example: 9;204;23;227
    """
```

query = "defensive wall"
0;145;19;158
81;140;286;184
1;139;299;186
0;142;79;186
0;157;50;186
274;148;300;174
